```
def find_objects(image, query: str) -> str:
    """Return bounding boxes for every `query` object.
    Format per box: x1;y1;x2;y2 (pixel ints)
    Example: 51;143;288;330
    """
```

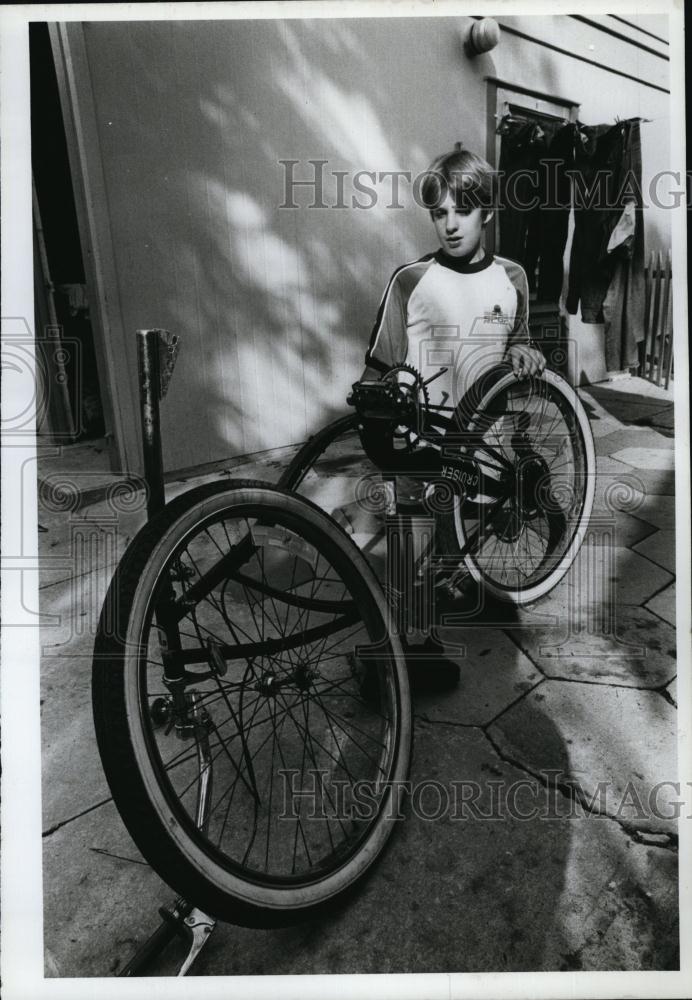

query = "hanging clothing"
497;114;647;369
607;200;637;255
497;117;573;303
564;122;618;321
497;119;542;289
535;122;574;302
565;119;645;368
601;120;645;370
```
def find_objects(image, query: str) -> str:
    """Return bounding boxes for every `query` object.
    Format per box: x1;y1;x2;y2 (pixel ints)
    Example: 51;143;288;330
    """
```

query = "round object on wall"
466;18;501;56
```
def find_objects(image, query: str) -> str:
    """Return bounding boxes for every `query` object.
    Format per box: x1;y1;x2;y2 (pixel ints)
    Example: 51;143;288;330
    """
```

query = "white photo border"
1;2;689;998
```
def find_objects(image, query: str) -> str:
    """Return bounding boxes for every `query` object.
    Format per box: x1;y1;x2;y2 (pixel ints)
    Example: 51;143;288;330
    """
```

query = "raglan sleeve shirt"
361;269;410;380
503;258;532;352
361;253;533;386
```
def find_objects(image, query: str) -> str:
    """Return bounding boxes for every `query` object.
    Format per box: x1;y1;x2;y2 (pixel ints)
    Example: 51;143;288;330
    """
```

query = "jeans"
498;119;573;303
565;121;642;324
601;120;645;369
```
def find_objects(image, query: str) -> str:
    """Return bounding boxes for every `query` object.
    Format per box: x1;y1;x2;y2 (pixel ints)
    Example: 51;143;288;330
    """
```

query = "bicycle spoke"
125;489;407;890
451;375;590;593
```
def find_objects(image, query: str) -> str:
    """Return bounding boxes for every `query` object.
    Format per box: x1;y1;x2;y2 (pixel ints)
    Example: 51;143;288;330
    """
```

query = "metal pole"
137;329;166;518
120;328;219;976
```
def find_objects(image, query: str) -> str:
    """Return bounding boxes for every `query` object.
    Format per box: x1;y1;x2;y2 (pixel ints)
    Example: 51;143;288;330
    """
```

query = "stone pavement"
38;375;681;977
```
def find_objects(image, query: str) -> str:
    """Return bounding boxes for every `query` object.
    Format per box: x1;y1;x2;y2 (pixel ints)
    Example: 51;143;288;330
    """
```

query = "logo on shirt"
484;304;510;324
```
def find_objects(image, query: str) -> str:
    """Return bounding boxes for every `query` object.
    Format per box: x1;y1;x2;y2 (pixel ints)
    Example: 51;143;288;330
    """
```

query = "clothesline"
494;106;647;373
493;112;655;124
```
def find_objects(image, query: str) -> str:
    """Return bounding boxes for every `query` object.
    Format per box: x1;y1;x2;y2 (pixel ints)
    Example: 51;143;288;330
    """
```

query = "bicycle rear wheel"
93;480;411;926
279;413;361;494
437;367;595;604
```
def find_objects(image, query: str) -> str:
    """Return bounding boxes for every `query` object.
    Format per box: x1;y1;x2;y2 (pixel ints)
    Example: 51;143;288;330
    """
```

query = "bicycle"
280;361;596;606
92;348;594;931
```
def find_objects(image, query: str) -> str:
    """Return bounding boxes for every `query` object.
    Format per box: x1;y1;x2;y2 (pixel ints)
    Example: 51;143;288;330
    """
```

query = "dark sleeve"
361;270;409;379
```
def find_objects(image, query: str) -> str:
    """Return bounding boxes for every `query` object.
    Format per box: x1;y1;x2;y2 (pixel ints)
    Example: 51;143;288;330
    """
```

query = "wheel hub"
518;455;551;518
493;504;523;543
257;663;317;697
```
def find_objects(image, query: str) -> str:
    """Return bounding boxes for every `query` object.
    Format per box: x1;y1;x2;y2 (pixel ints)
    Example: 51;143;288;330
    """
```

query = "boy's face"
431;193;491;260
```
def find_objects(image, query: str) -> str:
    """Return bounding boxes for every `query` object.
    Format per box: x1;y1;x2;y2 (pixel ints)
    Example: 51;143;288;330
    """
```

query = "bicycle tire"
279;413;360;493
436;367;595;604
93;479;411;927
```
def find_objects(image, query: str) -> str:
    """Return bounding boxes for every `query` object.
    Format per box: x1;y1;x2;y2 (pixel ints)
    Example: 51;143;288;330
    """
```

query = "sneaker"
402;636;460;693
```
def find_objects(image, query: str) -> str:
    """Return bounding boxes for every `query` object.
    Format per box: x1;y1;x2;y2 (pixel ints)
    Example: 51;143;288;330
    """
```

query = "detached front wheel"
93;480;411;927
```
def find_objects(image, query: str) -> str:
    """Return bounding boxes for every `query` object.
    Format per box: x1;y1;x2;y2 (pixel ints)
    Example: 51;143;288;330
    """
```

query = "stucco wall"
65;14;672;472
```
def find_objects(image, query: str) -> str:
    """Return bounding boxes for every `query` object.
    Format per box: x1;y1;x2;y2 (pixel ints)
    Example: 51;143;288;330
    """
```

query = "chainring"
380;364;430;453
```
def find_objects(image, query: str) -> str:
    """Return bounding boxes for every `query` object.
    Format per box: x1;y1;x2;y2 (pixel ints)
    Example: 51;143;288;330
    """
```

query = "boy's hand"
507;344;546;379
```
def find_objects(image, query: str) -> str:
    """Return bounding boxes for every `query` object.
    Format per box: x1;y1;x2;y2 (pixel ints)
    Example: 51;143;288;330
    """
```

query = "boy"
360;147;545;689
364;147;545;396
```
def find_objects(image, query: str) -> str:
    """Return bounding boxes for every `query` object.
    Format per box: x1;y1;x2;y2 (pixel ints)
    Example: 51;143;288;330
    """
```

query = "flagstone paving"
667;677;677;706
42;721;679;977
506;605;676;687
610;446;675;470
645;581;677;627
487;681;678;835
38;375;682;976
633;529;676;573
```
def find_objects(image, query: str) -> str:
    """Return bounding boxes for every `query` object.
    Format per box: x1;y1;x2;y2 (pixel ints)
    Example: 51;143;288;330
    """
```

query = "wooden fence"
640;249;673;389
